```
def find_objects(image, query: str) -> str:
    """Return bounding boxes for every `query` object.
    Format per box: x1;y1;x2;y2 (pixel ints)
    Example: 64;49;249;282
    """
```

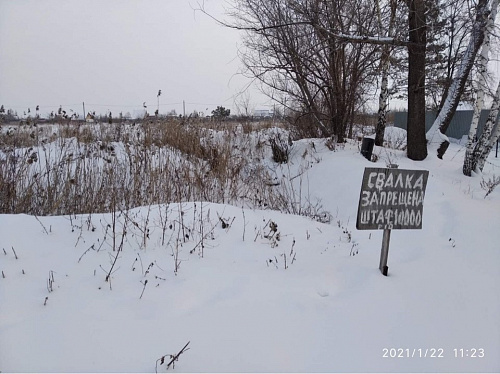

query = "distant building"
133;109;147;119
253;109;274;118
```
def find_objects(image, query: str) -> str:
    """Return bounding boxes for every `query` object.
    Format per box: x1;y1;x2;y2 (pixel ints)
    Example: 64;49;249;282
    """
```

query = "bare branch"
195;1;409;47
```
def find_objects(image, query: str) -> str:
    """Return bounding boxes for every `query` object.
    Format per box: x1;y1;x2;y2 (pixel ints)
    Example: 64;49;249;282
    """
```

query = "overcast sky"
2;1;500;119
0;0;272;118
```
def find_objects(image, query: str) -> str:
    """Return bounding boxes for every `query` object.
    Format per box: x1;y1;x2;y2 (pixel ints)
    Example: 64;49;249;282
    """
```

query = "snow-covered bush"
269;132;292;163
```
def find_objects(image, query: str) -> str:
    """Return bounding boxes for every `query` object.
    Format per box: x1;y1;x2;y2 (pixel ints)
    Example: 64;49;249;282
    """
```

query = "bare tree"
200;0;432;159
234;90;254;118
202;0;488;161
232;0;382;142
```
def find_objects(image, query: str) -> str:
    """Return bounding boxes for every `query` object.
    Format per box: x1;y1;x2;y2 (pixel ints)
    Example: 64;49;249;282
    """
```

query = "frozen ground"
1;127;499;372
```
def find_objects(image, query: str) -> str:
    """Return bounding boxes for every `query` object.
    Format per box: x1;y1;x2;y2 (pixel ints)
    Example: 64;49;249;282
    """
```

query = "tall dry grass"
0;118;330;222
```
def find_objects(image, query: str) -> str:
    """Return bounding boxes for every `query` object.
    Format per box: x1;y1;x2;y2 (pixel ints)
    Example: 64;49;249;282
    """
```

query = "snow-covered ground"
1;127;499;372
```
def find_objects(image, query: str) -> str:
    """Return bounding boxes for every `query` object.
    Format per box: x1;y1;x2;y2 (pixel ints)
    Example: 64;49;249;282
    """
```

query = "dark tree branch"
195;1;410;47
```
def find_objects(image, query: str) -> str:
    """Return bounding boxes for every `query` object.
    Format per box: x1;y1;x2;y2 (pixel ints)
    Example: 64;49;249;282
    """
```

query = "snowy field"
1;126;499;372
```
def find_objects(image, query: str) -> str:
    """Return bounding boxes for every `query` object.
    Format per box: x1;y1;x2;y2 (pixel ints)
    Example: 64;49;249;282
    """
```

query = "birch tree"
461;79;500;174
425;0;491;159
475;82;500;172
374;0;400;147
463;0;499;175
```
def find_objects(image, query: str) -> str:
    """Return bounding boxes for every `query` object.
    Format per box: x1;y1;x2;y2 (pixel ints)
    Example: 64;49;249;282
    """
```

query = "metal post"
379;163;398;276
379;229;391;276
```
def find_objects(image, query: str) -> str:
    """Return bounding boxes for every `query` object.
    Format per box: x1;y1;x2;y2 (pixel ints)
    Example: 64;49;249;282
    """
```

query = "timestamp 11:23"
453;348;485;358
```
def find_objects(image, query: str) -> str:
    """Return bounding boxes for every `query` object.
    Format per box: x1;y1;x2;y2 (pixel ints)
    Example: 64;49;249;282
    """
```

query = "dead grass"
1;117;326;220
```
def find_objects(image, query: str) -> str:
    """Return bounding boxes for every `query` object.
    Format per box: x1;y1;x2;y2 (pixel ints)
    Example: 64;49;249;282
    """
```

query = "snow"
1;129;499;373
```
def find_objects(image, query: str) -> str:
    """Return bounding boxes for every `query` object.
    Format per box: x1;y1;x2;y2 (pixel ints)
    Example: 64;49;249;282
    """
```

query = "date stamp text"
382;348;485;358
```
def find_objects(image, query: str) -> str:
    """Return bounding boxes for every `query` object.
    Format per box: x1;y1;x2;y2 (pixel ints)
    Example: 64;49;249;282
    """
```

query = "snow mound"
1;137;499;372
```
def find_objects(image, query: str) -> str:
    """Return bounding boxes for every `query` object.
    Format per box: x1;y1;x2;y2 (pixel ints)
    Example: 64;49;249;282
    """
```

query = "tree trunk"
463;0;498;176
406;0;427;161
479;118;500;171
375;49;391;147
374;0;397;147
475;80;500;172
426;0;490;159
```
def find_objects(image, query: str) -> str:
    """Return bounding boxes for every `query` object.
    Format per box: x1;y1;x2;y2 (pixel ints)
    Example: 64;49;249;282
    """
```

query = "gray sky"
2;1;499;120
0;0;271;118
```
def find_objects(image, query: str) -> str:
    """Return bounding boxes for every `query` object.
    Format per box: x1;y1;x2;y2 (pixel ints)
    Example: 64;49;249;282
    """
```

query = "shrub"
269;133;292;163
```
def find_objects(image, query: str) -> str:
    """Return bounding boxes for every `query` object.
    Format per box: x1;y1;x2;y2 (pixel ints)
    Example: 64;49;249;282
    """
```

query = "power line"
2;102;240;109
1;103;83;109
86;102;183;107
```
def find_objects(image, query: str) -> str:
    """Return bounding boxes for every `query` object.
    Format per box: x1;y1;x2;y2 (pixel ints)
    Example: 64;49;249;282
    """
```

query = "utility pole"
82;102;85;121
157;89;161;116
